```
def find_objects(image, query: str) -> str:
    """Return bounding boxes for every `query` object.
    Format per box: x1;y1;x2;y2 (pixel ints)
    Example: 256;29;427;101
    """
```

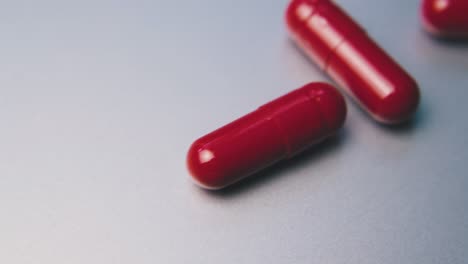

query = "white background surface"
1;0;467;263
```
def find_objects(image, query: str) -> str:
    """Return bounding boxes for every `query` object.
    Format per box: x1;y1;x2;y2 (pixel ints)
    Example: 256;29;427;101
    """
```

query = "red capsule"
421;0;468;39
286;0;420;124
187;83;346;190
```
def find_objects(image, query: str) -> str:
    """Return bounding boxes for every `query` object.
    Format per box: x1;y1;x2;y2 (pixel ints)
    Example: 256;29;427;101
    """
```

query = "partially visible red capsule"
187;83;346;190
421;0;468;39
286;0;420;124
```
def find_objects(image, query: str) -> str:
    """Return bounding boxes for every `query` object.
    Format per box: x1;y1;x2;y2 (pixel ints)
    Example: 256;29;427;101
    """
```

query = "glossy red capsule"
187;83;346;190
286;0;420;124
421;0;468;38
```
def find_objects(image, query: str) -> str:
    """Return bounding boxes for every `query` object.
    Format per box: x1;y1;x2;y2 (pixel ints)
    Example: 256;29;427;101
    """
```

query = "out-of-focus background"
1;0;467;263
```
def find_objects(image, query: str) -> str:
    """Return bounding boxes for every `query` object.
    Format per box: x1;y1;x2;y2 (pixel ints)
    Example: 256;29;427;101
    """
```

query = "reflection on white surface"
199;149;214;164
336;42;393;98
306;15;344;50
296;3;314;21
434;0;449;12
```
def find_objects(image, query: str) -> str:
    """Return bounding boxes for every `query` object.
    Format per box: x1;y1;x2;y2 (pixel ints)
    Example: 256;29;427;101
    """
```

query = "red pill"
421;0;468;38
286;0;420;124
187;83;346;190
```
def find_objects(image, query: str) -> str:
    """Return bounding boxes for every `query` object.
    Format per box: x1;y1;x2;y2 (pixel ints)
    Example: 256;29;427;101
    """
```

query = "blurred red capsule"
421;0;468;39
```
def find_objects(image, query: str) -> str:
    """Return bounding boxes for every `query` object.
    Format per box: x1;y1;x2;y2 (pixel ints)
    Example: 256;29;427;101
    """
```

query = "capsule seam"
323;37;347;72
323;24;367;72
305;90;329;135
311;0;340;72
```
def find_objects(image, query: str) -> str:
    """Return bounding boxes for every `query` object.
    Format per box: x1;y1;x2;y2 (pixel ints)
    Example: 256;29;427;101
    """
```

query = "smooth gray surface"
1;0;467;263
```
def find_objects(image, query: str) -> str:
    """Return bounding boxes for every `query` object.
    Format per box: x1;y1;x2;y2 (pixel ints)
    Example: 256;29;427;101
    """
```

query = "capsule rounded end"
304;82;347;134
421;0;448;36
374;81;421;124
421;0;468;38
285;0;323;31
186;140;226;190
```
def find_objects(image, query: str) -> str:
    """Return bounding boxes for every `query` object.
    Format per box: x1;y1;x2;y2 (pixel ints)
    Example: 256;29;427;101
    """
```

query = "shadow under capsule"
356;97;430;136
421;29;468;48
195;127;350;199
